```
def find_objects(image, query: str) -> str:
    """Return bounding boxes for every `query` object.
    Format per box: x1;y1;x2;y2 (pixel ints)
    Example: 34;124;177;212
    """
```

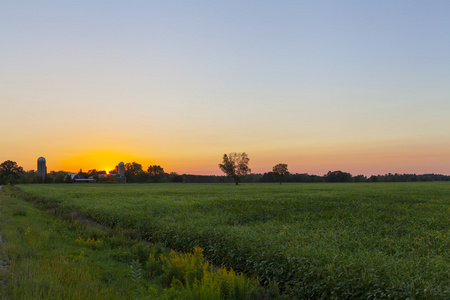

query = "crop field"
18;182;449;298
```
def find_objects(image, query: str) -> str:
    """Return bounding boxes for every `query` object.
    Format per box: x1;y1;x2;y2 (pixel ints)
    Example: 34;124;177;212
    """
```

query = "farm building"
68;173;97;183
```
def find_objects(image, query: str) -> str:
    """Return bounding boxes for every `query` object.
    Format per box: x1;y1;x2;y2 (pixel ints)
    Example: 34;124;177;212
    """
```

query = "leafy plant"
130;258;142;285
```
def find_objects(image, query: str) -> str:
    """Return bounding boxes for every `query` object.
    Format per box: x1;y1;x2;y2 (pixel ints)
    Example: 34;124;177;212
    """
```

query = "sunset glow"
1;1;449;176
60;151;152;174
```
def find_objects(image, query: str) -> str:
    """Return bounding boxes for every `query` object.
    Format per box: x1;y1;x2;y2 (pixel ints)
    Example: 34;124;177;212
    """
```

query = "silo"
118;162;125;177
37;157;47;183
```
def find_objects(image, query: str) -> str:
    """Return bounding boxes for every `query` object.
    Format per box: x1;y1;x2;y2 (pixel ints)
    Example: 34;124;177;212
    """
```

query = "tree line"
1;158;449;185
0;160;171;185
217;153;450;183
178;171;450;184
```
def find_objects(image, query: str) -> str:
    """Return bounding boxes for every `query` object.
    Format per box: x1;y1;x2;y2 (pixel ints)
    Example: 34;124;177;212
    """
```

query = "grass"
0;186;270;299
14;182;450;298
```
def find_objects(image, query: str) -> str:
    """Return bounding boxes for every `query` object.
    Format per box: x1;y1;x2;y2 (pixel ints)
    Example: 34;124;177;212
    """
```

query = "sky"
1;1;449;176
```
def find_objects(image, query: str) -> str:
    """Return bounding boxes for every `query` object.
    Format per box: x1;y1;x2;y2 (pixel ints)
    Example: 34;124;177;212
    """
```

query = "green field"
0;186;268;299
17;182;450;298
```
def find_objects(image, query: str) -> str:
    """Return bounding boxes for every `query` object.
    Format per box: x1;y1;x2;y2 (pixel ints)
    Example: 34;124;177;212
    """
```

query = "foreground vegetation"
13;183;450;298
0;186;272;299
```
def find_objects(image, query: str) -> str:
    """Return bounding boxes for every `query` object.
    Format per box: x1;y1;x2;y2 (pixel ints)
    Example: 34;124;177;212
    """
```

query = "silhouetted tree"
44;173;54;183
124;162;143;176
17;170;39;184
87;169;98;177
77;169;89;179
147;165;165;182
2;174;16;185
219;152;251;185
54;172;67;183
135;172;149;183
0;160;24;185
324;170;352;182
272;163;289;185
368;175;379;182
64;174;73;183
353;175;367;182
261;172;275;182
109;166;118;175
170;172;184;183
123;162;145;182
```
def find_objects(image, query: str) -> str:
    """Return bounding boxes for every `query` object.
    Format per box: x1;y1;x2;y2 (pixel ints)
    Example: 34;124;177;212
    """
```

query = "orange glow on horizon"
59;151;152;173
3;138;450;177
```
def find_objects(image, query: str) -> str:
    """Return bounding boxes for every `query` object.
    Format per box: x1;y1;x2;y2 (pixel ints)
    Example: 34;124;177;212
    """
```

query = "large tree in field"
219;152;251;185
272;163;289;185
0;160;24;185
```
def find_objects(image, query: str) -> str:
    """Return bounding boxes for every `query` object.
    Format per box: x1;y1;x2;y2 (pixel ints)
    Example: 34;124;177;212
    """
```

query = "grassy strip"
0;186;279;299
